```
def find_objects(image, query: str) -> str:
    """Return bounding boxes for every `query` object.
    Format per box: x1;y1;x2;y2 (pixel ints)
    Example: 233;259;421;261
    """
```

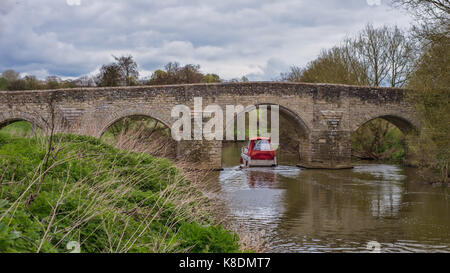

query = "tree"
228;76;250;83
283;24;415;88
406;35;449;182
0;77;8;90
177;64;204;83
74;76;96;87
386;26;416;87
240;76;249;82
96;55;139;87
45;76;61;89
392;0;449;41
280;66;303;82
7;79;26;90
282;46;369;85
60;79;78;89
203;73;221;83
353;25;416;87
23;75;42;90
96;63;123;87
352;24;390;86
147;62;221;85
113;55;139;86
6;75;43;91
2;69;20;82
148;69;169;85
393;0;449;183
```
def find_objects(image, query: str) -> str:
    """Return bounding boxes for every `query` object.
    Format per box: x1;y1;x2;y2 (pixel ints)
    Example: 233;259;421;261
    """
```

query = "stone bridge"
0;82;419;170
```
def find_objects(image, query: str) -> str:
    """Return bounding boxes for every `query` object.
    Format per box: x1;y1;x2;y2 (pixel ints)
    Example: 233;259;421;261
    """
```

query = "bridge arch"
352;113;418;134
350;112;419;163
96;110;172;138
228;103;311;137
0;112;48;134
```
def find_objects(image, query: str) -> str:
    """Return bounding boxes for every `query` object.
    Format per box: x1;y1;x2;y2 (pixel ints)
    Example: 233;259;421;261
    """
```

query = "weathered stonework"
0;82;419;169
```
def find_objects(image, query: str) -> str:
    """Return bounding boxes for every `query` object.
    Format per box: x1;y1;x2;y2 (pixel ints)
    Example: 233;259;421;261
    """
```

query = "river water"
208;142;450;253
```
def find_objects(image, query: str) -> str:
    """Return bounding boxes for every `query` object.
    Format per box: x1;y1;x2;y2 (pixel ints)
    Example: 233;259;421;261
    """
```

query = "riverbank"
0;133;240;253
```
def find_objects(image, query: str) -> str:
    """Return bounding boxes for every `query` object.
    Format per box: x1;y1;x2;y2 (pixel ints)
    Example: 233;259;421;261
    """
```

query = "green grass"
0;132;239;253
0;121;42;138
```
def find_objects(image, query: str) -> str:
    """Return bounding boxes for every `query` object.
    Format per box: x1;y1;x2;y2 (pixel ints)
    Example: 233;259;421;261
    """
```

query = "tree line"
0;56;231;91
281;23;416;88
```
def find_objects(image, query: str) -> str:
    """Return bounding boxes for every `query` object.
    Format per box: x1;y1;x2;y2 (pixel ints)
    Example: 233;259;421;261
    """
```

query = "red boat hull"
241;137;277;168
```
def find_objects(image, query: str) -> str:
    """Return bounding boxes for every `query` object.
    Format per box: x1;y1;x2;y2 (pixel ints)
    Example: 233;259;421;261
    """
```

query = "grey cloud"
0;0;16;15
0;0;412;80
245;58;290;81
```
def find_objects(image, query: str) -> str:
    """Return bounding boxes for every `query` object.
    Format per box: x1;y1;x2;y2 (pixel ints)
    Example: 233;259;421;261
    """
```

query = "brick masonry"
0;82;419;169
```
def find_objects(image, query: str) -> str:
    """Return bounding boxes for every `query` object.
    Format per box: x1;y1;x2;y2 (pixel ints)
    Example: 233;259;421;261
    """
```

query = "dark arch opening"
0;119;44;138
100;115;176;158
351;115;416;162
373;115;417;135
222;103;310;167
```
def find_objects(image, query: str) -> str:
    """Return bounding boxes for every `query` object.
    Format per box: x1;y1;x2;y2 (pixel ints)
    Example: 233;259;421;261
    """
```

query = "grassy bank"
0;132;239;253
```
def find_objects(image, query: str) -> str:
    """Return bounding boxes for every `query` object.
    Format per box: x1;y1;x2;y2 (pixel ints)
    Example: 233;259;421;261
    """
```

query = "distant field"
0;121;42;138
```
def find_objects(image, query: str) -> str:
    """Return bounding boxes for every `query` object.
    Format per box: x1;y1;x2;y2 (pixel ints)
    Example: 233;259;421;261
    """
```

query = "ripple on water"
216;162;450;253
353;164;406;181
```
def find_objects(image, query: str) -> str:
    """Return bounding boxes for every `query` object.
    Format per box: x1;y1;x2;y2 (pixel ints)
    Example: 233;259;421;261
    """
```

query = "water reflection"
247;169;276;188
354;165;404;218
211;143;450;253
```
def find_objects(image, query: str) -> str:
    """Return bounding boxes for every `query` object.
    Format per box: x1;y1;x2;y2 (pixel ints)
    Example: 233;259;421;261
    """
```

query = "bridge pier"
176;140;223;170
298;130;353;170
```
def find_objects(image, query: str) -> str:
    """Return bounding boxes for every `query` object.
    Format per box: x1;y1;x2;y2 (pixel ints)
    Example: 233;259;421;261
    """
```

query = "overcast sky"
0;0;413;81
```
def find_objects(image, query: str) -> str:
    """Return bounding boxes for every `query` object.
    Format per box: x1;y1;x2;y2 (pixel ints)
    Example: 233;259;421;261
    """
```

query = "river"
208;142;450;253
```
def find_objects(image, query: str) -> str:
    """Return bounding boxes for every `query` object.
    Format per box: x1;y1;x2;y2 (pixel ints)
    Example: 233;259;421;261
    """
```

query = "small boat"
240;137;277;168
